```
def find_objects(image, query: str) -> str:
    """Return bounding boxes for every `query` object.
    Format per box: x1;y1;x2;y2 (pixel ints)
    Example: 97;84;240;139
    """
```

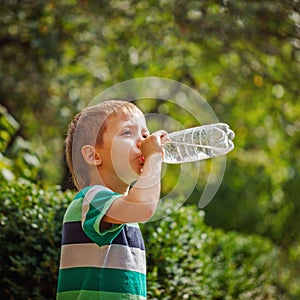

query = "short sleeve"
81;185;125;246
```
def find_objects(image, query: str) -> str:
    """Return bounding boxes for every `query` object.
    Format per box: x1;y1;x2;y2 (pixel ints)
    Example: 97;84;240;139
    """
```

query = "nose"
136;135;145;149
136;140;142;149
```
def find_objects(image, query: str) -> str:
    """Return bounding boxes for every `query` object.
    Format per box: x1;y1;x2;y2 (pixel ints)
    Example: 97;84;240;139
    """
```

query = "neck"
88;170;130;195
102;175;130;195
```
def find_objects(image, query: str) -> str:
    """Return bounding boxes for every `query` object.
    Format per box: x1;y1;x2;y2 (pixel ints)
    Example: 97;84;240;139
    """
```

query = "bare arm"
103;132;165;224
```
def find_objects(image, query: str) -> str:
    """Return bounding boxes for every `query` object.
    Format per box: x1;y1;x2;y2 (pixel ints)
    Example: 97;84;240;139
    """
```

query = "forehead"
105;110;147;131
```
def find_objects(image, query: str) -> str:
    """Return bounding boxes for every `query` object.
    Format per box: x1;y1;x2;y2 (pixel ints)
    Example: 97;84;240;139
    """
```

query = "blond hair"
65;100;143;190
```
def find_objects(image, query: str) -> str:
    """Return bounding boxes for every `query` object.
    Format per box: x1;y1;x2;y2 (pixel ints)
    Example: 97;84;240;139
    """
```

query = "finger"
152;130;168;138
158;131;171;144
151;131;169;147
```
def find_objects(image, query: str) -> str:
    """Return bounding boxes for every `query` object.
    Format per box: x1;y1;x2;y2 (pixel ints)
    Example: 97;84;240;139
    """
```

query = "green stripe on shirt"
63;198;83;223
57;290;146;300
57;267;146;297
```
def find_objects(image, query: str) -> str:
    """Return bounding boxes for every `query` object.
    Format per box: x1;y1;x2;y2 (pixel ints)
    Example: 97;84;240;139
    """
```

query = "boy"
56;100;167;299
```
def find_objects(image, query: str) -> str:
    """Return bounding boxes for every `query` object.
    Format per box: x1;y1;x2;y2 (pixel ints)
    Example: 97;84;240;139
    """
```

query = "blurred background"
1;0;300;298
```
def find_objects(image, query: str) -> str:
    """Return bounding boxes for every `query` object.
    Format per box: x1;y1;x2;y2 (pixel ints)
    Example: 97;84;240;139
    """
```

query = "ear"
81;145;102;166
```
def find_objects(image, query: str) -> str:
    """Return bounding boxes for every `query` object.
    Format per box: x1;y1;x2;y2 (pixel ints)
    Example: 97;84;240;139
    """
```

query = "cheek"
111;140;132;158
111;143;139;183
100;133;139;183
111;140;134;170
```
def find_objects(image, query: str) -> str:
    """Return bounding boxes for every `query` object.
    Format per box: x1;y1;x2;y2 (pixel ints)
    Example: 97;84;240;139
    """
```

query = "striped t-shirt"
56;185;147;300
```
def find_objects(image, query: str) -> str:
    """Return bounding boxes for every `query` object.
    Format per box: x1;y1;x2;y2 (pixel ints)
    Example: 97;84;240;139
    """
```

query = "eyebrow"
119;123;149;133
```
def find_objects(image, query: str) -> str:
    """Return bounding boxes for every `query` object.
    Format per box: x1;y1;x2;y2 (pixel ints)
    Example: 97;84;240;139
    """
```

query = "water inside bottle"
163;143;213;163
162;123;235;164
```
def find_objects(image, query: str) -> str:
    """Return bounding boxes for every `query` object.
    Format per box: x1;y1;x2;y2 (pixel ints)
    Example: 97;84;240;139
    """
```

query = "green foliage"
0;181;72;300
0;0;91;184
0;105;19;153
142;207;284;299
0;180;287;299
0;105;41;182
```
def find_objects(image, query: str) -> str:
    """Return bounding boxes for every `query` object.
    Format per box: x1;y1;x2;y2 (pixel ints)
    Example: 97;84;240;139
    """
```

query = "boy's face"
97;111;149;185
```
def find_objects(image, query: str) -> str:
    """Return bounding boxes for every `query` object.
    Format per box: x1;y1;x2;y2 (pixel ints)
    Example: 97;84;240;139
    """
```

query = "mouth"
139;155;145;166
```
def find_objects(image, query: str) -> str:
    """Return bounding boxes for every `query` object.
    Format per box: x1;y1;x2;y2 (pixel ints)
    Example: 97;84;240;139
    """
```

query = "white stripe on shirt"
60;243;146;274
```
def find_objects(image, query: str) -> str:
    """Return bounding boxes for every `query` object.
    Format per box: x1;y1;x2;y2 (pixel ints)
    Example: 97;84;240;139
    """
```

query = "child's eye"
122;130;132;136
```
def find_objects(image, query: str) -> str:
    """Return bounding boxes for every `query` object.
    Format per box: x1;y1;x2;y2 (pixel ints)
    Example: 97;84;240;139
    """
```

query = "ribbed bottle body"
163;123;235;164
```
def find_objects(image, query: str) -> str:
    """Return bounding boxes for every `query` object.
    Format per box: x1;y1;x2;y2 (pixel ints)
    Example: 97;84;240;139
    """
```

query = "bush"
0;180;286;299
142;208;284;299
0;181;72;300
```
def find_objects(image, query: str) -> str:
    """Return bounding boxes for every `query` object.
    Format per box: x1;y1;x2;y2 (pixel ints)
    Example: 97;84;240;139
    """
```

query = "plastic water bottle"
163;123;235;164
